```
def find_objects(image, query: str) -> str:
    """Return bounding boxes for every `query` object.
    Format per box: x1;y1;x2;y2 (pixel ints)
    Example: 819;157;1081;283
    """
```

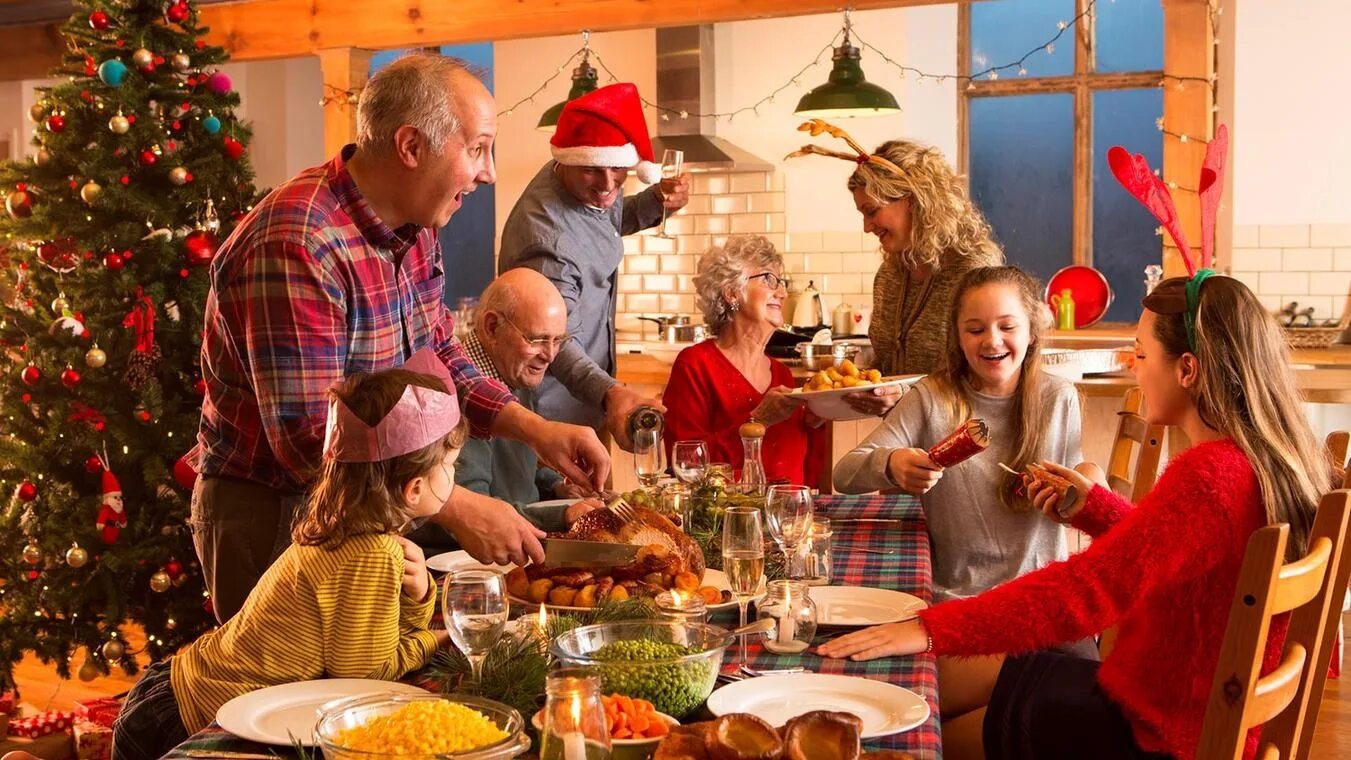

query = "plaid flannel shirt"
195;146;515;492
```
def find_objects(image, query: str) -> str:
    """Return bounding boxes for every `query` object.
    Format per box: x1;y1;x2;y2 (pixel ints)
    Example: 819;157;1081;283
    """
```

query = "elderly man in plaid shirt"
192;54;610;622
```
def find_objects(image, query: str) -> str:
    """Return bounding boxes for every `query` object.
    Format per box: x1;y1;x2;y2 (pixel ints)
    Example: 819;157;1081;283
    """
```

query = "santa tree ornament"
96;469;127;544
549;82;662;184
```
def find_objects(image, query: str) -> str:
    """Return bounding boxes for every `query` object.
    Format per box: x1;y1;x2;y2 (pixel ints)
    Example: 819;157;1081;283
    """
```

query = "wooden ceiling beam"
0;0;946;80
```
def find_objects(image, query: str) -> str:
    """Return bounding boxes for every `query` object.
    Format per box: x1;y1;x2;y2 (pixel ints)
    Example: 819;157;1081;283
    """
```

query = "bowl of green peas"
549;621;727;719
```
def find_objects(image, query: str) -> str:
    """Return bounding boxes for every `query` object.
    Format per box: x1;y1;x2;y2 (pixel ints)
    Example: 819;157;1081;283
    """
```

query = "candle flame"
537;604;548;631
669;589;684;607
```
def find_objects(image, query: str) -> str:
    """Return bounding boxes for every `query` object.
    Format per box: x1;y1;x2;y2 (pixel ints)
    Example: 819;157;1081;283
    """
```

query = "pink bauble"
206;72;232;94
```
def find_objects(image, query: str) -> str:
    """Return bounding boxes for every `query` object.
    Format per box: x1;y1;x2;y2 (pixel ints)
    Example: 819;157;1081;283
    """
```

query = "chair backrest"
1197;489;1351;760
1107;387;1166;503
1327;431;1349;489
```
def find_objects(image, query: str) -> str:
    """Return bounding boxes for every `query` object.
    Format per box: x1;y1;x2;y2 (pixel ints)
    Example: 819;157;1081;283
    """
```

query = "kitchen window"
960;0;1165;322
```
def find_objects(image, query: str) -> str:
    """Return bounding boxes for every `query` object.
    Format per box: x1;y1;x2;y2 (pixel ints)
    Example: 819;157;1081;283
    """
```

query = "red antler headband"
322;348;462;462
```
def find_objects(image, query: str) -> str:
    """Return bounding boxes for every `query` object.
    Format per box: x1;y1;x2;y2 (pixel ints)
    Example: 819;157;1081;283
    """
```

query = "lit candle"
563;698;587;760
534;606;550;651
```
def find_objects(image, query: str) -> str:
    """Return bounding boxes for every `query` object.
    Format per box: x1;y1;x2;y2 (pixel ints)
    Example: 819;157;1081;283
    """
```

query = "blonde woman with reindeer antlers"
788;121;1003;407
820;126;1333;760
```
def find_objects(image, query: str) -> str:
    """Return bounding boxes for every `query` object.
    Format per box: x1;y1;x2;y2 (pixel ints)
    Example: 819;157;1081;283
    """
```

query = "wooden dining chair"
1196;489;1351;760
1107;387;1165;503
1327;431;1349;489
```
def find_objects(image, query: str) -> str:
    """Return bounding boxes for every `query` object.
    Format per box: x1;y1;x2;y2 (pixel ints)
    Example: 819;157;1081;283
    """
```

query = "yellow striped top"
170;532;440;733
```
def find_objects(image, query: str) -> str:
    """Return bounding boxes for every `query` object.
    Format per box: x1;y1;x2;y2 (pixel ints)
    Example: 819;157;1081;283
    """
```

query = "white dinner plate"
808;586;927;627
425;549;512;575
706;673;930;738
791;375;924;421
215;679;429;746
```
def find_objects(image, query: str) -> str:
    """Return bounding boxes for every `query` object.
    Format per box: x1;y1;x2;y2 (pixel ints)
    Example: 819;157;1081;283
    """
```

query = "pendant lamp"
795;14;900;119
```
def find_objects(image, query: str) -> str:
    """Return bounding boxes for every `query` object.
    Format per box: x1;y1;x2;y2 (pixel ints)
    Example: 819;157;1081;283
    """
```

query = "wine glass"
672;440;709;485
721;506;765;667
652;149;684;239
633;428;665;492
442;569;507;684
764;485;814;579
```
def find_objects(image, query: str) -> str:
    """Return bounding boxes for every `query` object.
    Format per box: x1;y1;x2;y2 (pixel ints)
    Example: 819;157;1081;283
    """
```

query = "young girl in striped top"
112;350;465;760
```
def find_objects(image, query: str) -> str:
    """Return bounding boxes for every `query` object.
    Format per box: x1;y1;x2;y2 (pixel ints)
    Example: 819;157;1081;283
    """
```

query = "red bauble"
27;570;39;581
61;367;81;388
89;11;111;29
165;559;184;578
222;136;244;160
6;190;33;219
103;252;125;271
184;229;218;266
18;481;38;502
139;64;156;76
193;377;207;395
20;364;41;386
46;114;65;132
139;149;158;166
135;408;152;423
85;455;105;474
165;1;191;24
173;452;197;490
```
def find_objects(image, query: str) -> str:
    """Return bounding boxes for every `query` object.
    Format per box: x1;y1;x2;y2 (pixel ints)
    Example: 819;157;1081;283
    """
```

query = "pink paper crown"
1107;124;1229;277
322;348;462;463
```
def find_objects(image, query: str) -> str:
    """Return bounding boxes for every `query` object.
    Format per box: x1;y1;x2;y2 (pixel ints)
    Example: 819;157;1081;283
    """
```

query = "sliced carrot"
613;727;633;739
647;720;670;738
629;713;650;733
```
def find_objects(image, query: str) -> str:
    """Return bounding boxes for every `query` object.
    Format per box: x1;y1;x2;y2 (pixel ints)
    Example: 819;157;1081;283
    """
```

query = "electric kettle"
791;280;829;329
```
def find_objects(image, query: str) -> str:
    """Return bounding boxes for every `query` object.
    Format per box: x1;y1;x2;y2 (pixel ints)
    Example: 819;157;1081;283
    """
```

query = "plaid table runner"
708;493;940;759
165;494;940;759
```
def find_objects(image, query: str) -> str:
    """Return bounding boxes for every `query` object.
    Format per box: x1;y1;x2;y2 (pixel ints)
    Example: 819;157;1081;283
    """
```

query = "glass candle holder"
660;483;690;529
802;517;833;586
654;589;709;625
755;579;817;655
539;668;611;760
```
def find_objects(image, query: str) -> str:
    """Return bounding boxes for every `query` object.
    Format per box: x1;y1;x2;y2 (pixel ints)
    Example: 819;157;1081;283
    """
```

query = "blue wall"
370;44;496;307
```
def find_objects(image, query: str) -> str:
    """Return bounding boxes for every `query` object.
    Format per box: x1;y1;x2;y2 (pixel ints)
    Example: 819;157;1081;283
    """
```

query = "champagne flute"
633;428;665;492
653;149;684;239
442;569;507;684
672;440;709;485
764;485;814;579
721;506;765;668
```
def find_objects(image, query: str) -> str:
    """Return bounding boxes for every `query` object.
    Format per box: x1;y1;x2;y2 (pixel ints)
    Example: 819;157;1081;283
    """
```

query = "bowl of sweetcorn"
315;692;530;759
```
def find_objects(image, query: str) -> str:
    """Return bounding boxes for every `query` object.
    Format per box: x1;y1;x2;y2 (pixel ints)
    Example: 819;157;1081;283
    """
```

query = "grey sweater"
498;163;665;430
833;374;1083;601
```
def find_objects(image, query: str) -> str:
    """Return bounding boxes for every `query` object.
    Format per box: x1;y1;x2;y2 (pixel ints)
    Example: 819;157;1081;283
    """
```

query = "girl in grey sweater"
834;267;1093;602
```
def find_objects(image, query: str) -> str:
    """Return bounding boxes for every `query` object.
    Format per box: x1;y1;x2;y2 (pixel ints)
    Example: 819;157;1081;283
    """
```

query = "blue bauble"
202;115;221;134
98;59;128;87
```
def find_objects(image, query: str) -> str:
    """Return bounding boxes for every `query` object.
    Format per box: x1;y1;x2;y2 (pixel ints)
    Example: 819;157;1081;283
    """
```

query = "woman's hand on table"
842;384;904;417
752;385;808;426
1026;460;1098;522
817;619;931;661
886;448;944;495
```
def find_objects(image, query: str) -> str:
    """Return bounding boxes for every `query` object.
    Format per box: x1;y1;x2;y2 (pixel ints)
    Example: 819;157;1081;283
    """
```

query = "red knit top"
919;439;1285;760
662;340;818;486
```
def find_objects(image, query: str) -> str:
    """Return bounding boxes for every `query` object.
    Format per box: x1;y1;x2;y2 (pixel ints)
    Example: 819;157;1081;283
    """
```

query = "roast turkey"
527;505;705;581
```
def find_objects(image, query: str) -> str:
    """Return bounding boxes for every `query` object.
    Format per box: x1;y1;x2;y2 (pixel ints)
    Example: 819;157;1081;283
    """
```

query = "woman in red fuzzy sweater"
820;274;1329;760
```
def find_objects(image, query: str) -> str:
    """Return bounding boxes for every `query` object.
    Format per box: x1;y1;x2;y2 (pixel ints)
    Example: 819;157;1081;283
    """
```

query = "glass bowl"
315;692;530;760
549;620;727;719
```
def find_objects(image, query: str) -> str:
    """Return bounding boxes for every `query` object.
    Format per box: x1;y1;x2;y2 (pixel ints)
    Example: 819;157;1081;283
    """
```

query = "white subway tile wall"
1230;224;1351;327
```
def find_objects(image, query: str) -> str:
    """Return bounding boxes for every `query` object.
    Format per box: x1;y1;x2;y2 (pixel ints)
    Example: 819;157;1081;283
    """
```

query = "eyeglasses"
503;316;571;351
748;272;790;291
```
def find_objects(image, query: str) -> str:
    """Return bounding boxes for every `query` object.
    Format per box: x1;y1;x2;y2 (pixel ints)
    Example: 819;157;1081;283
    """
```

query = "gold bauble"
108;114;130;134
172;53;191;72
22;541;41;565
29;102;46;123
172;572;188;587
85;345;107;368
80;180;103;205
78;660;100;682
100;639;125;660
65;544;89;568
35;148;52;167
150;570;171;592
168;166;189;185
131;48;154;67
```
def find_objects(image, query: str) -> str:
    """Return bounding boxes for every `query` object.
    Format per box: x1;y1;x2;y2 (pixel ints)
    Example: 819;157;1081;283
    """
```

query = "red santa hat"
101;470;121;498
550;82;662;184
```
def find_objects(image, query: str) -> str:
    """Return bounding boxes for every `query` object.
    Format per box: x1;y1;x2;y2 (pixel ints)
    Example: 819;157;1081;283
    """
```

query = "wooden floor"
11;618;1351;757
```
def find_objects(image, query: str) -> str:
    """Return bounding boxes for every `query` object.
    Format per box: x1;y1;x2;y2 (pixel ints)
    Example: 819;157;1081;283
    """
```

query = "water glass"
442;569;507;684
764;485;814;579
672;440;709;485
802;517;833;586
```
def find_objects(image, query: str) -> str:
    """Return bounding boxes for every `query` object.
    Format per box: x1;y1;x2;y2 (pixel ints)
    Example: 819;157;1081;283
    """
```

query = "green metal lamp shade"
794;42;901;119
537;60;600;132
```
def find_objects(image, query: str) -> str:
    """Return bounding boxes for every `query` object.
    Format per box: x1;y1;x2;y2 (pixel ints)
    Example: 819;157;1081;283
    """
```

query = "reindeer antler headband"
1108;124;1229;350
785;119;905;178
321;347;462;462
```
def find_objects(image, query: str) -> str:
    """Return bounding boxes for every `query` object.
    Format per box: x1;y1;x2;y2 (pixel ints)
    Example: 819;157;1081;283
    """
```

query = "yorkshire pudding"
782;711;862;760
707;714;784;760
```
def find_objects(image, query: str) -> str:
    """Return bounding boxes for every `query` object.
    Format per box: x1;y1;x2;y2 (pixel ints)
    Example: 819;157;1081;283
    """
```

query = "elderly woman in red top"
662;235;822;485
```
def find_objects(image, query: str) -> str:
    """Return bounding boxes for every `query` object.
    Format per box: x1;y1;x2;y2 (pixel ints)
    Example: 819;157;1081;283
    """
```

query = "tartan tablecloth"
708;493;941;759
164;494;940;760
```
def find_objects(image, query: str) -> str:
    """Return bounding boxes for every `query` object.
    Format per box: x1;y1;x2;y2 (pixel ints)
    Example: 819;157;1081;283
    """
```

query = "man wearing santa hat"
499;82;689;447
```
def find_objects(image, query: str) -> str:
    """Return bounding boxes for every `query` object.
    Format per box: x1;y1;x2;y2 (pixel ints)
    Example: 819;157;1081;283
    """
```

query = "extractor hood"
652;26;772;173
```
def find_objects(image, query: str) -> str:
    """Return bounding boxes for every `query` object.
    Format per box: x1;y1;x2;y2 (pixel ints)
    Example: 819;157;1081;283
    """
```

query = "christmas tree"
0;0;258;690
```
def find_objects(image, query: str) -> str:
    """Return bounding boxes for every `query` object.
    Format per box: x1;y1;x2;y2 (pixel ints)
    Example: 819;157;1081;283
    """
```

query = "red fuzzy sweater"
920;439;1285;760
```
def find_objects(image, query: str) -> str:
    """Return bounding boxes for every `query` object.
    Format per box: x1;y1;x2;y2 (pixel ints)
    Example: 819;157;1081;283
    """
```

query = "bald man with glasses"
408;269;602;551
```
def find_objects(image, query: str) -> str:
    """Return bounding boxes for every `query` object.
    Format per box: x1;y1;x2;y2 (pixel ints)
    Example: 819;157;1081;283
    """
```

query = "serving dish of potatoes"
791;364;924;422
